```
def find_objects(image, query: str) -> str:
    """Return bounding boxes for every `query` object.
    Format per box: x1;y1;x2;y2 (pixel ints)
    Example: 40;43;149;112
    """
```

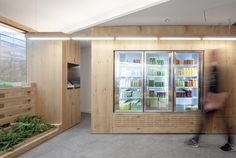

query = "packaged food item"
155;82;159;87
176;59;181;65
149;90;155;97
149;80;154;87
190;60;194;65
149;99;158;108
124;90;132;97
184;60;187;65
119;102;131;110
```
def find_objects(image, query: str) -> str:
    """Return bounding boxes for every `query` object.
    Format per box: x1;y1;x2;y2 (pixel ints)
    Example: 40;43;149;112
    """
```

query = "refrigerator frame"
113;50;144;113
113;50;204;113
173;50;204;112
144;50;173;112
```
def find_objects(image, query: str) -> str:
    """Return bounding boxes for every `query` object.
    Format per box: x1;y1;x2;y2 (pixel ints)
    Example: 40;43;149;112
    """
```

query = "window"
0;24;26;88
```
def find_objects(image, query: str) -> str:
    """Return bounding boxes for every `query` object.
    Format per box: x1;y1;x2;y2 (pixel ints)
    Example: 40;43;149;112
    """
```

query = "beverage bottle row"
148;80;165;87
120;79;142;87
176;68;197;76
176;90;192;97
120;68;141;77
149;58;165;65
148;90;166;98
176;59;195;65
123;58;141;63
176;79;197;87
148;69;165;76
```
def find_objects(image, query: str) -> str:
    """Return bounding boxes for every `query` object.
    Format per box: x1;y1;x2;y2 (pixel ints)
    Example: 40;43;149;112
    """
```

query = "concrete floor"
20;113;236;158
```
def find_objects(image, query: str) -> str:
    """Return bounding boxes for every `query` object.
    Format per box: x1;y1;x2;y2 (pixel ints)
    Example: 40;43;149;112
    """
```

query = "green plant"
0;115;55;152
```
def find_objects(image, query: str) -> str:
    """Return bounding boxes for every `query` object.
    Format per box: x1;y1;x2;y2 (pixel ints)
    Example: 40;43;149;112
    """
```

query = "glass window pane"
0;25;26;88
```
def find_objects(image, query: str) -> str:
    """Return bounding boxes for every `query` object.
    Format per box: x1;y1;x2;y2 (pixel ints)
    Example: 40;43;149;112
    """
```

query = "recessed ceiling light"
164;18;170;23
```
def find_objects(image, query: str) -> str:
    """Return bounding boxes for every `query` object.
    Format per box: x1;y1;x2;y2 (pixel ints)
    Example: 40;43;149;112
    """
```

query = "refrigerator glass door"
114;51;143;112
174;51;203;112
144;51;172;112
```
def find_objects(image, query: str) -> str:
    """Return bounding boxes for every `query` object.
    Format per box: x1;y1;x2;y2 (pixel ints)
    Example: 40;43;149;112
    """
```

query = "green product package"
119;102;131;110
155;82;159;87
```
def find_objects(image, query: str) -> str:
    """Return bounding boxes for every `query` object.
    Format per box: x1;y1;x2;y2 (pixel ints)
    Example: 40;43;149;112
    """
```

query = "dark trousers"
193;110;234;145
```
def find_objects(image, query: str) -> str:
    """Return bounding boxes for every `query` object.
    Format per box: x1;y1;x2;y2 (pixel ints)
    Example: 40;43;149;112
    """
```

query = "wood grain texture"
92;26;236;36
62;41;81;130
0;83;36;126
0;16;36;32
91;26;236;133
27;39;80;129
65;40;80;64
27;40;63;124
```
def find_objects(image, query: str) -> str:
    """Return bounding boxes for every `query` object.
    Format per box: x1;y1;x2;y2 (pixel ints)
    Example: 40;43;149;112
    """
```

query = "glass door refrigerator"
144;51;173;112
114;51;143;112
174;51;203;112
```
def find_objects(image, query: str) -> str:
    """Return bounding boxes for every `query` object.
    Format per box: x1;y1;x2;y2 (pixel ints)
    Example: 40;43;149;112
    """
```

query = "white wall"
80;46;91;113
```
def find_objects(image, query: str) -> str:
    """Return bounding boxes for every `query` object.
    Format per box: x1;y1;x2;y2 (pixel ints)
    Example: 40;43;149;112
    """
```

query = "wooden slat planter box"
0;83;61;157
0;127;60;158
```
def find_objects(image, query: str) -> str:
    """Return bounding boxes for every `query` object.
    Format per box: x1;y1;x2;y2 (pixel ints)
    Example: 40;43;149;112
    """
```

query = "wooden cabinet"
27;39;81;131
65;89;80;128
66;40;80;64
63;40;81;130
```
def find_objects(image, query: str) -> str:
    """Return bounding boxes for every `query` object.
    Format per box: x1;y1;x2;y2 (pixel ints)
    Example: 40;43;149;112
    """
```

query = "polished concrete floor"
20;113;236;158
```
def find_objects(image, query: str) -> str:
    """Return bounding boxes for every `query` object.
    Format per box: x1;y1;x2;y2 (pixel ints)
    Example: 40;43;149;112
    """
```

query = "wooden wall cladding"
91;26;236;133
27;40;63;124
113;113;200;133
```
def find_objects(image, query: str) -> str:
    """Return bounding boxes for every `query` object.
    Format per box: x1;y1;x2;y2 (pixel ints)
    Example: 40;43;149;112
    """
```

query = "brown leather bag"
204;92;228;111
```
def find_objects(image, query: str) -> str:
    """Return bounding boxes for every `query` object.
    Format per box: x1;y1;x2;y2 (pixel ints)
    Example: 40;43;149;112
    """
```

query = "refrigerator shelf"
147;75;167;78
120;62;142;67
176;64;198;67
119;76;142;78
146;97;167;99
146;86;168;88
119;97;142;100
119;87;142;89
176;97;198;99
147;65;169;69
176;76;198;78
176;87;198;88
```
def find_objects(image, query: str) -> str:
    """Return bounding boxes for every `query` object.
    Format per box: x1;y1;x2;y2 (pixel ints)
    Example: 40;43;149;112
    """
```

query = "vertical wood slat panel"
91;26;236;133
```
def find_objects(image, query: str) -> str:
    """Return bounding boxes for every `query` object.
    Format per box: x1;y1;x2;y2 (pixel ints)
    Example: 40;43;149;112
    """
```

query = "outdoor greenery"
0;115;55;152
0;80;13;88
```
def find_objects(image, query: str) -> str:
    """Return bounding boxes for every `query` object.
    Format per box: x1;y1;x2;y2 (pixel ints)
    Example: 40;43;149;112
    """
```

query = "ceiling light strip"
72;37;114;40
115;37;158;40
202;37;236;41
159;37;201;40
28;37;70;40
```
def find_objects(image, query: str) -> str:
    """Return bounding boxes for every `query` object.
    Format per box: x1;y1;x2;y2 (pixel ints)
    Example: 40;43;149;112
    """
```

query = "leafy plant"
0;115;55;152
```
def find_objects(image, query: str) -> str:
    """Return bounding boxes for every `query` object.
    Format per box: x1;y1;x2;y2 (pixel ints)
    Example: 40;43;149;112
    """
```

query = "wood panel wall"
91;26;236;133
27;40;63;124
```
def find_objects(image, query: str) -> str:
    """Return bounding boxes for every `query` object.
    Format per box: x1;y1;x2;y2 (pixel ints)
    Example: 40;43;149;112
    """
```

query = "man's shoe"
185;138;199;148
220;143;235;152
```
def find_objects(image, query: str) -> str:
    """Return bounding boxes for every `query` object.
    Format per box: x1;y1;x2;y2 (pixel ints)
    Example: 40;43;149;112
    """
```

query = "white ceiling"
0;0;168;33
100;0;236;26
1;0;236;36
